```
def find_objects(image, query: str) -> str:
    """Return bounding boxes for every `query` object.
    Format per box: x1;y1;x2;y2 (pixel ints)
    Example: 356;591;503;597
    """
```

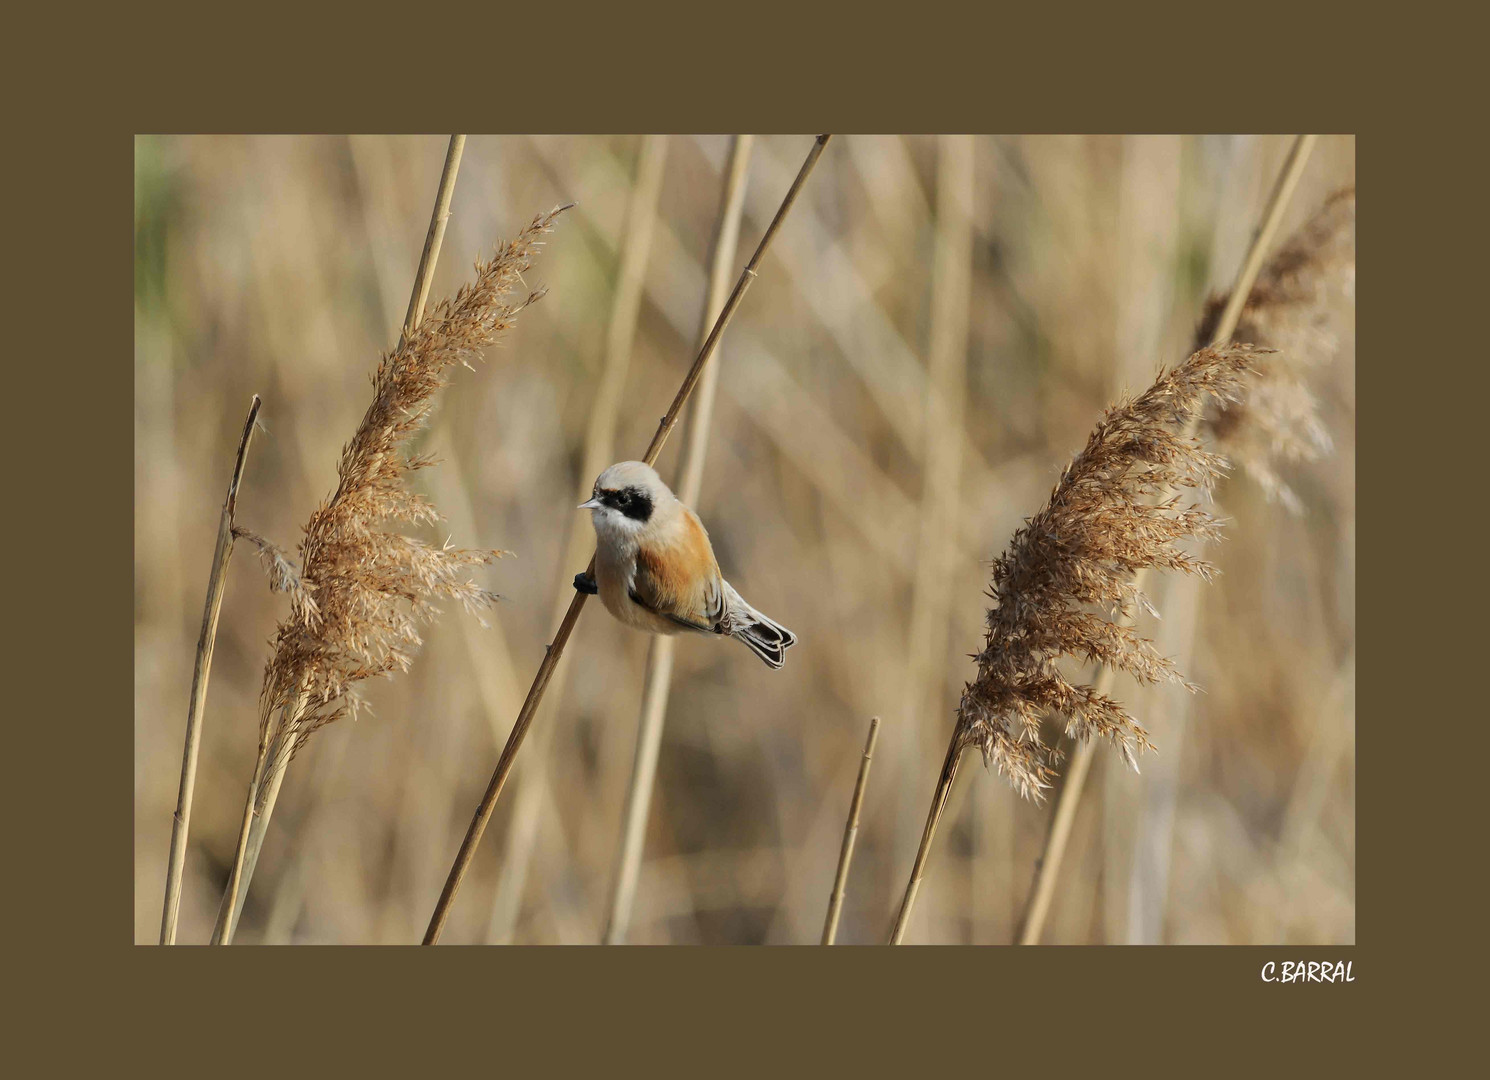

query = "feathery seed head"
253;206;568;789
1198;188;1356;510
956;344;1267;800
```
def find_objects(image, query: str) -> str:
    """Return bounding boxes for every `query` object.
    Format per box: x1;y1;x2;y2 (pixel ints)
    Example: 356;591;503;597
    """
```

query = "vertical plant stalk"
211;134;468;944
894;133;974;940
822;716;881;944
211;699;299;943
158;394;262;944
1013;133;1317;946
602;134;753;946
889;736;962;943
674;135;754;502
486;133;669;943
402;136;466;344
423;134;831;945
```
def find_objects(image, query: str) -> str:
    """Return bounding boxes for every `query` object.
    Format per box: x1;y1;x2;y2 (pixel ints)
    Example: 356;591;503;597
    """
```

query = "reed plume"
1008;137;1325;946
958;344;1267;800
214;205;566;941
255;206;565;781
1197;188;1356;510
891;343;1267;941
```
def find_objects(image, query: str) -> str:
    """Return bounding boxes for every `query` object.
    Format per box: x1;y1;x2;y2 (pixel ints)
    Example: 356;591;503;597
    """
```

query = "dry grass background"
134;134;1354;944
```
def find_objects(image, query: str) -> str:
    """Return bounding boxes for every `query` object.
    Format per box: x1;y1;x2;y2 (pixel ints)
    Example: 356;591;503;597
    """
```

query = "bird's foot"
573;572;598;595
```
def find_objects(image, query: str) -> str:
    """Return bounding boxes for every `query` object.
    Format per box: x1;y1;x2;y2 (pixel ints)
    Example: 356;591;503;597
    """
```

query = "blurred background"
134;134;1354;945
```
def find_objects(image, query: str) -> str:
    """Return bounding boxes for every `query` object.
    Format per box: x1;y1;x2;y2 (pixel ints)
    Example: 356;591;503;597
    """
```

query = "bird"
575;461;797;669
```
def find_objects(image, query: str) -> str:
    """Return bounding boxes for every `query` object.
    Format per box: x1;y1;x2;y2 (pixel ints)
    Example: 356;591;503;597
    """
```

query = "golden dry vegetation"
135;134;1354;944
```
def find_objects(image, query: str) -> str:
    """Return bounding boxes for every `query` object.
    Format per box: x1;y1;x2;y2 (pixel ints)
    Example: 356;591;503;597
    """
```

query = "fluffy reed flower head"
252;206;568;784
1198;188;1356;510
956;344;1266;800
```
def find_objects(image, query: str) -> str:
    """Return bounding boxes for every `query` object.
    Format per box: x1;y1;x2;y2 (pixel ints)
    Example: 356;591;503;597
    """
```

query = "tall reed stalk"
1014;134;1318;945
602;134;753;945
158;394;261;944
423;134;831;945
890;134;1318;945
821;716;881;945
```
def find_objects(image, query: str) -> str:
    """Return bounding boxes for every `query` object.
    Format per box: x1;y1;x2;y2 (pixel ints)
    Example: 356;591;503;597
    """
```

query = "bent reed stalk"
423;134;831;945
603;134;753;946
891;134;1318;946
158;394;261;945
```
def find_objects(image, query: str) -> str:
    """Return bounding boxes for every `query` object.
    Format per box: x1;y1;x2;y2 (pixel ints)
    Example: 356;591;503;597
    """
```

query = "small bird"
576;461;797;669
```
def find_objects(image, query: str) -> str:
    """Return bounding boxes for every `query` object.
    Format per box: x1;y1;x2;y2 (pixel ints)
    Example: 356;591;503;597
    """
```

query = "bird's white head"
579;460;675;540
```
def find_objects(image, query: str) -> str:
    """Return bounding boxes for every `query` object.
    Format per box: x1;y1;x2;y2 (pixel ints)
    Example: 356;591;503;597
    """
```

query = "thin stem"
889;735;962;944
210;714;296;943
158;394;261;945
676;135;754;504
602;134;753;946
210;135;467;944
601;636;676;945
214;736;270;944
823;716;881;945
401;136;466;344
640;135;830;466
423;134;831;945
1014;736;1097;944
1015;133;1318;946
1206;134;1318;349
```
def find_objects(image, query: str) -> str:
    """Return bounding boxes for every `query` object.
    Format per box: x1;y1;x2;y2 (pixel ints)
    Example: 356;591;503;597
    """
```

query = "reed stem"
423;134;830;945
214;730;271;944
889;734;962;943
1014;133;1317;946
602;134;753;946
823;716;880;944
210;707;298;943
158;394;261;945
401;136;466;344
210;134;467;944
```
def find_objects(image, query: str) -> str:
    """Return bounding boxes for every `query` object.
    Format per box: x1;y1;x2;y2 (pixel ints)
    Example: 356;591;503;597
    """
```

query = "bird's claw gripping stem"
573;572;598;595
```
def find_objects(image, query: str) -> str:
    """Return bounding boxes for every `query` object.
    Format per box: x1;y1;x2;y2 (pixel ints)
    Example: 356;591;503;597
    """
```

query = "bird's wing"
630;508;725;634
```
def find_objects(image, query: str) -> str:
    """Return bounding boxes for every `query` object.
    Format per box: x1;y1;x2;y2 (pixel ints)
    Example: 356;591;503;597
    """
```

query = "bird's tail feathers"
725;585;797;670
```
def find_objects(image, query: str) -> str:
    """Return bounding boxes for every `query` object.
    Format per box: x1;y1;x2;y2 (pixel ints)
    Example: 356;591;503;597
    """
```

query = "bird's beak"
577;497;602;510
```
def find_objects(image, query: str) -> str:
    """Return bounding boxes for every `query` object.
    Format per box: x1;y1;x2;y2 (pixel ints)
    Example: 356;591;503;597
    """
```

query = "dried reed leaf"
956;344;1268;800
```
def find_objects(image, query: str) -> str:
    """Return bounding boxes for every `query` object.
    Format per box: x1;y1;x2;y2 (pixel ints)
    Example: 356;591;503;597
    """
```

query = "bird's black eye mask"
598;485;654;523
